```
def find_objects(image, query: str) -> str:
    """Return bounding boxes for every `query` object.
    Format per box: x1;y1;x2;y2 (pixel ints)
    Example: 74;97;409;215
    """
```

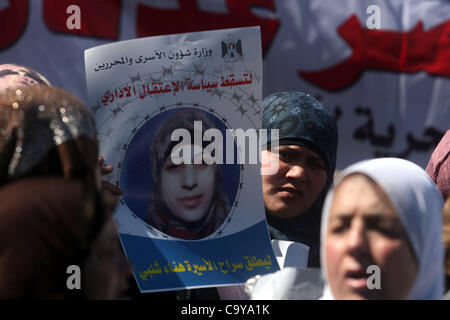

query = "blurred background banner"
1;0;448;169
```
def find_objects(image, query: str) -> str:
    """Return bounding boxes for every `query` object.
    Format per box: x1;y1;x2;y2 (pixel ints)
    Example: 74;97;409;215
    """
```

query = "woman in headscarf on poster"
320;158;444;299
146;110;230;240
261;91;338;268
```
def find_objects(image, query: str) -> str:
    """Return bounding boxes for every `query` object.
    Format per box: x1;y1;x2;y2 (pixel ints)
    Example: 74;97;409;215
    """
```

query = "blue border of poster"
123;220;276;292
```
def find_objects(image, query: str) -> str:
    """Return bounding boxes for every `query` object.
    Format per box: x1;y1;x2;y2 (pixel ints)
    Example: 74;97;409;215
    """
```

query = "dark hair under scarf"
146;110;230;240
262;91;338;267
0;177;105;299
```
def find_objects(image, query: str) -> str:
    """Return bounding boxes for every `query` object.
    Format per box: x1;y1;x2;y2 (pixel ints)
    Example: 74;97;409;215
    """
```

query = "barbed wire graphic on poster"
85;27;278;293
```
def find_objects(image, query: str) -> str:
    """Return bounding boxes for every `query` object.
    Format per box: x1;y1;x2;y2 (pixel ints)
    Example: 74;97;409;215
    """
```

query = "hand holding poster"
85;27;279;293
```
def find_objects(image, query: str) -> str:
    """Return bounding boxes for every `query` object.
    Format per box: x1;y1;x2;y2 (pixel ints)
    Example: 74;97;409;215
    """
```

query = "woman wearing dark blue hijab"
261;91;338;268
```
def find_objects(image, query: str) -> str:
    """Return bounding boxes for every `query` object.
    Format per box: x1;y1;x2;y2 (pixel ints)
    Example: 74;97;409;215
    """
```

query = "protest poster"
84;26;279;292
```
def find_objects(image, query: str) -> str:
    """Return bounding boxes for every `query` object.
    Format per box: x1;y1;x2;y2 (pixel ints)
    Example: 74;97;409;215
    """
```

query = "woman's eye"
330;218;350;234
331;224;348;234
308;160;325;170
278;151;293;162
373;224;401;238
366;218;402;238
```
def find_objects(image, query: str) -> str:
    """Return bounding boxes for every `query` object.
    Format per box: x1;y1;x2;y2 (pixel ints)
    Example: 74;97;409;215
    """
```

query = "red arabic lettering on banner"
299;15;450;91
137;0;280;55
0;0;279;55
0;0;28;50
0;0;121;51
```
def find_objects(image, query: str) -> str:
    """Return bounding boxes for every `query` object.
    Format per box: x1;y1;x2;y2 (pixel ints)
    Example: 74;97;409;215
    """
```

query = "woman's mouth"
178;194;203;209
344;269;370;291
278;187;302;198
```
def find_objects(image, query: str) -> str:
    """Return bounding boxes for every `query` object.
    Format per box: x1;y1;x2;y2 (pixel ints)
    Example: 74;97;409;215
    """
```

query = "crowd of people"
0;63;448;300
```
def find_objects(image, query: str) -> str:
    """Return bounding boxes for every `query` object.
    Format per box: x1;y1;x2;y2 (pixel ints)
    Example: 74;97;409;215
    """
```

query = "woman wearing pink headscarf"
0;63;50;90
426;130;450;201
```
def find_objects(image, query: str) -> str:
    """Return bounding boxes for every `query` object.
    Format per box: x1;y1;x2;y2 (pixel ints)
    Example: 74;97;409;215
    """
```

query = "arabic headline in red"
100;73;253;107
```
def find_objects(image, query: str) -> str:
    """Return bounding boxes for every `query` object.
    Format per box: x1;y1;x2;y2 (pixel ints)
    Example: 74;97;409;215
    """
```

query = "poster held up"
84;27;278;293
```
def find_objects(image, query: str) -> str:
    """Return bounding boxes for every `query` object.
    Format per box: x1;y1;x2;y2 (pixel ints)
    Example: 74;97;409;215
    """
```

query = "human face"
325;174;418;300
261;145;328;219
160;146;216;223
84;218;132;300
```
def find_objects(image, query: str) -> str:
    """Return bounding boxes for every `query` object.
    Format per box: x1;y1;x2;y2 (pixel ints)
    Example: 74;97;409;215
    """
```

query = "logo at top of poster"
222;35;243;63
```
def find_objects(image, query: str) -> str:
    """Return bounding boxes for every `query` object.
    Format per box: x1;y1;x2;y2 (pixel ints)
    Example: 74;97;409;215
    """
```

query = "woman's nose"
285;164;307;181
182;165;197;190
347;221;369;255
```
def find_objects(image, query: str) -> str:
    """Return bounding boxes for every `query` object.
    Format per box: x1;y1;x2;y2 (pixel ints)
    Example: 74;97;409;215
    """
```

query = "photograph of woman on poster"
146;110;231;240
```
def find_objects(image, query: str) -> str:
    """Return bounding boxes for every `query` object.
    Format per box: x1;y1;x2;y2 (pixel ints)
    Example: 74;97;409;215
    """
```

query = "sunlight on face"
325;174;418;300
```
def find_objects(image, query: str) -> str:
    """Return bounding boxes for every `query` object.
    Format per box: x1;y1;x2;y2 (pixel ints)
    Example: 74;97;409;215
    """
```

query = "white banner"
1;0;449;170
